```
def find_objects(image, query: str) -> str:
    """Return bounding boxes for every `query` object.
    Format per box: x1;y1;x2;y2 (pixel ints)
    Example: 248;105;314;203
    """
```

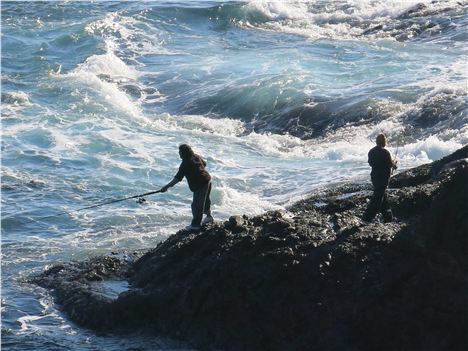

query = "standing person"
362;133;397;223
160;144;213;232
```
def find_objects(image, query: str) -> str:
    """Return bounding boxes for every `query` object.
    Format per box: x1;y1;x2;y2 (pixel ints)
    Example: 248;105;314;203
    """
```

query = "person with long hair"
160;144;213;232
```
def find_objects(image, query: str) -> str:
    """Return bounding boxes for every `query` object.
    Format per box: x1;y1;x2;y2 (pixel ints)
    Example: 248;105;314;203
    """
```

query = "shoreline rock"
32;146;468;350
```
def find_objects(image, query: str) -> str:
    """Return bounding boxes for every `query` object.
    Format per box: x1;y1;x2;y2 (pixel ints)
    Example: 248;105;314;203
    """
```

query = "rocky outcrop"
33;146;468;351
32;253;141;330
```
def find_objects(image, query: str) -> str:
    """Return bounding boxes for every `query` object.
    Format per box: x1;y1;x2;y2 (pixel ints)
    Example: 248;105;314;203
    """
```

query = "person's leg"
363;185;385;221
380;190;393;222
191;183;209;227
201;182;214;225
203;182;212;216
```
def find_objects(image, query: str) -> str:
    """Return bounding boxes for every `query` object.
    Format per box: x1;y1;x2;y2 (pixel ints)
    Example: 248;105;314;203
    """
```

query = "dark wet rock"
31;253;143;330
224;214;247;233
390;144;468;188
121;84;142;99
33;147;468;350
431;145;468;173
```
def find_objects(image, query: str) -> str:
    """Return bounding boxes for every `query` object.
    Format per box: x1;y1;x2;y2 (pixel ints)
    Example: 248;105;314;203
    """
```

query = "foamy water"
2;1;467;350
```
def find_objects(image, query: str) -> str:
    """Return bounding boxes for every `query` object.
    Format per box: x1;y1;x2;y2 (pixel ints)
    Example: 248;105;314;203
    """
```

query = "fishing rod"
394;135;401;159
392;134;401;174
17;189;163;225
74;189;162;211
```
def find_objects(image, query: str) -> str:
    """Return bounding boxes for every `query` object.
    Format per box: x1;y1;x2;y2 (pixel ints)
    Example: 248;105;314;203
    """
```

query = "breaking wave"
140;0;467;43
2;2;467;350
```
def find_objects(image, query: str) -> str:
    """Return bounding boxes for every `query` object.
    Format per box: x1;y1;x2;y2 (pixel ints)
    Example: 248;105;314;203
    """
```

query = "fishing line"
16;189;163;226
394;135;401;159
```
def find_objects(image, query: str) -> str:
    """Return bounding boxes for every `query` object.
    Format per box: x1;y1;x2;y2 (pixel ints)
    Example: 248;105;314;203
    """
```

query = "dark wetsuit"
175;154;212;227
363;146;394;222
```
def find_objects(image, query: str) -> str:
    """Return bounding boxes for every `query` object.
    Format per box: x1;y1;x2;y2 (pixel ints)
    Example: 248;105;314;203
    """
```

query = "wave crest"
1;91;31;106
207;0;467;43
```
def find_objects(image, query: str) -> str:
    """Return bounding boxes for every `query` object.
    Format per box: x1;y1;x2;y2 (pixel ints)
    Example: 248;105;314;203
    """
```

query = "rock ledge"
33;146;468;351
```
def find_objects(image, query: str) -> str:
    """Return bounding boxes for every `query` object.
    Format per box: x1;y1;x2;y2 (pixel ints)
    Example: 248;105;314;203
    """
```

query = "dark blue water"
2;1;467;349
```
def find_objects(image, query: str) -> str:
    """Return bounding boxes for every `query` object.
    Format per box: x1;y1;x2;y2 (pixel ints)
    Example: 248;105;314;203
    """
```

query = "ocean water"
1;1;467;350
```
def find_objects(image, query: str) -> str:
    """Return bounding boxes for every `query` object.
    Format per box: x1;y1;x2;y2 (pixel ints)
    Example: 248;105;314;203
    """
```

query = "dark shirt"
175;154;211;192
368;146;393;186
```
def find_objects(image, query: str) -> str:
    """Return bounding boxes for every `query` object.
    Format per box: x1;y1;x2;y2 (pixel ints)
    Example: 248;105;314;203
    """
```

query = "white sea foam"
1;91;36;117
2;122;35;135
215;183;283;217
1;167;48;189
405;58;468;93
311;0;424;21
17;314;47;332
86;12;172;57
150;106;464;169
244;0;309;21
61;68;141;117
85;13;134;42
4;2;466;349
74;51;140;80
47;128;89;156
50;29;148;119
2;91;32;105
309;121;466;168
159;113;246;137
94;127;160;164
241;0;464;41
61;215;180;253
396;134;467;164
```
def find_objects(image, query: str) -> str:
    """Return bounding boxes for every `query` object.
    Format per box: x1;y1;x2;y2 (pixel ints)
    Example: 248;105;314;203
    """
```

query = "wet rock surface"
33;146;468;350
32;252;142;330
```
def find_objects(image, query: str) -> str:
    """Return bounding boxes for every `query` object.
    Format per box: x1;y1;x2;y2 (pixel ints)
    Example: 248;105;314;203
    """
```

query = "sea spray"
2;1;466;350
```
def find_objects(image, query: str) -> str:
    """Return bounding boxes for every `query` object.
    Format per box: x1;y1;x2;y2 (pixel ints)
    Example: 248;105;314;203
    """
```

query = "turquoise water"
2;1;467;350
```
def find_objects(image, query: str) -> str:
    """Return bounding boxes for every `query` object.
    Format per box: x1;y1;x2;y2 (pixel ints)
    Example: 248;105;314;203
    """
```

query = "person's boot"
382;210;393;223
184;225;201;232
362;210;374;223
202;214;214;225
